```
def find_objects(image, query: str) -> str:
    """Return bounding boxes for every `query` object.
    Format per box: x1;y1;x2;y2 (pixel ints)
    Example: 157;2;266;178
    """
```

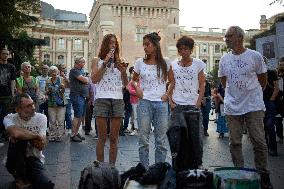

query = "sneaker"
260;173;273;189
94;135;98;140
130;129;138;136
55;137;63;142
71;135;82;142
219;133;224;138
85;131;90;135
119;131;125;136
77;133;85;140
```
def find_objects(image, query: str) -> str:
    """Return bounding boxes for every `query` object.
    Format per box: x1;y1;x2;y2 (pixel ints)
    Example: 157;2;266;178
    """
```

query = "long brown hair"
143;32;167;81
98;34;120;63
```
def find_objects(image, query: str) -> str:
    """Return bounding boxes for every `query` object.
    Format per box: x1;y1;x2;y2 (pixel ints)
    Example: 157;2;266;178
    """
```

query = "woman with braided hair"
132;32;172;168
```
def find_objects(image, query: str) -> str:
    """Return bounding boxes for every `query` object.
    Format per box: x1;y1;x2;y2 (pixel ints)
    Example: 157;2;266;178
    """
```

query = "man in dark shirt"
69;57;89;142
263;69;279;156
0;48;16;142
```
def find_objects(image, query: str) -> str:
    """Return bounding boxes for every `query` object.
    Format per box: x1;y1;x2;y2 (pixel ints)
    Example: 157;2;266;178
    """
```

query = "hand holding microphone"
107;47;115;68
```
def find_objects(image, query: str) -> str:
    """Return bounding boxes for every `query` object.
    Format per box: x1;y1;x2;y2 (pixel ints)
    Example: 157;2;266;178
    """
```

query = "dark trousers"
0;97;13;136
38;101;49;127
275;117;283;140
264;101;277;152
85;103;94;133
122;106;132;131
6;141;54;189
65;99;72;129
201;99;211;131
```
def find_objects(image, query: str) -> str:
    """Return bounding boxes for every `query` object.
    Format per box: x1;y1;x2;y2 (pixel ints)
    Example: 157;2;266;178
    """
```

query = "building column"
209;45;214;72
83;39;89;70
52;37;56;64
195;45;200;59
67;38;72;70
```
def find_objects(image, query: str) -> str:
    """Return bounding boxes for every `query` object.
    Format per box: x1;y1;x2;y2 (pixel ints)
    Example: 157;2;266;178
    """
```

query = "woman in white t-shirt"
168;36;206;168
132;32;172;168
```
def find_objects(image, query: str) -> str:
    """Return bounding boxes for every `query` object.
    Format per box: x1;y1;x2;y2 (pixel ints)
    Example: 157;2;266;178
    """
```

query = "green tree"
270;0;284;6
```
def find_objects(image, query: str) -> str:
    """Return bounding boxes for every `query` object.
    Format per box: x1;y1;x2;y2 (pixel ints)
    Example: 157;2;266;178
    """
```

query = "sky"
42;0;283;31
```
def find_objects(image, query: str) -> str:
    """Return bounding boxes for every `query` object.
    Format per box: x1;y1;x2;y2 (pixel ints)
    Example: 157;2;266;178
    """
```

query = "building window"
58;55;64;64
44;37;50;46
215;44;221;53
136;26;147;42
58;38;65;49
201;43;208;54
74;39;82;50
44;54;50;61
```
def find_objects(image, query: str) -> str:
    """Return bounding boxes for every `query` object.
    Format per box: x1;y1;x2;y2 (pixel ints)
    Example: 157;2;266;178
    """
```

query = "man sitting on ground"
4;93;54;189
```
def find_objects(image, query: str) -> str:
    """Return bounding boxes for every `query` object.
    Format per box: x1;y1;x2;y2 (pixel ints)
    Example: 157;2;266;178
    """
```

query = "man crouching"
4;93;54;189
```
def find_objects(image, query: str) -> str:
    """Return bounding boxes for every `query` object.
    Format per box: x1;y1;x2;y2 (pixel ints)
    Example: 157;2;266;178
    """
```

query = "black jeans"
85;103;94;133
275;117;283;140
6;141;54;189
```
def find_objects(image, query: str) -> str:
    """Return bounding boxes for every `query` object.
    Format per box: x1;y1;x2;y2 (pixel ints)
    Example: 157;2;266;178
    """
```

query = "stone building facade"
89;0;180;65
28;1;90;71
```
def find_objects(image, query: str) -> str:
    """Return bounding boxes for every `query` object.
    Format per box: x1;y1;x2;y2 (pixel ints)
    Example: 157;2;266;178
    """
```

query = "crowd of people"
0;25;282;189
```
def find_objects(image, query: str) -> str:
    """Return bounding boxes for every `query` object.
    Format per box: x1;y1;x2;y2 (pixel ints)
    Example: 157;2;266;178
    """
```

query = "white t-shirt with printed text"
4;113;47;163
172;58;206;105
95;59;123;99
218;49;266;115
134;58;170;101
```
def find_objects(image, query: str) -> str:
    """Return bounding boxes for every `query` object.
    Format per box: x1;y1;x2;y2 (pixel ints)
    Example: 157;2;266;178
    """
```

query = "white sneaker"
130;129;138;136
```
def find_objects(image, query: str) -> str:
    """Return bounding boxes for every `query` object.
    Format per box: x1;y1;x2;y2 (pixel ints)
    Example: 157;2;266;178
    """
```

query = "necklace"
180;58;192;67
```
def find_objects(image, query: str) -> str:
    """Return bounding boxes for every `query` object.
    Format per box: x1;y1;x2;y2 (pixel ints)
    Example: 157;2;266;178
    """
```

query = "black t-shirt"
263;70;278;101
0;63;16;96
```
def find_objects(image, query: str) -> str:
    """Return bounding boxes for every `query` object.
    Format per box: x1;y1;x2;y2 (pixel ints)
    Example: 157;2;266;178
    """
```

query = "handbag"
55;91;65;106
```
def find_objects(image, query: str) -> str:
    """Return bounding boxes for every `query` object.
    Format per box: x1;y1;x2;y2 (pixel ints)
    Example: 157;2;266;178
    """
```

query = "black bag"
176;169;213;189
167;110;202;171
78;161;121;189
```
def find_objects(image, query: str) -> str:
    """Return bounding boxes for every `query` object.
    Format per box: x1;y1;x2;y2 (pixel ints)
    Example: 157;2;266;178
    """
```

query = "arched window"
58;38;65;49
44;54;50;61
44;37;50;46
74;38;82;50
58;55;64;64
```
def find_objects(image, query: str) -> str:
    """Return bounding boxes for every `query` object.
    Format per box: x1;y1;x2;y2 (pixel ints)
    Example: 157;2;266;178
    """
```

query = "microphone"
107;47;115;68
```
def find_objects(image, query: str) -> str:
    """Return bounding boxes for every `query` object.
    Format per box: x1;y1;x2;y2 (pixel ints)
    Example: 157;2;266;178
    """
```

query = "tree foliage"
269;0;284;6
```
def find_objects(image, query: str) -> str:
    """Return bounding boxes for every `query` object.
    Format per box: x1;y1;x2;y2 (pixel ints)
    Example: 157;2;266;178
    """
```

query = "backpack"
78;161;121;189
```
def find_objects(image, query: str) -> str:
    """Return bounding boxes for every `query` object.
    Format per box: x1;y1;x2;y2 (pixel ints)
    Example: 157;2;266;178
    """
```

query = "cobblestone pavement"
0;119;283;189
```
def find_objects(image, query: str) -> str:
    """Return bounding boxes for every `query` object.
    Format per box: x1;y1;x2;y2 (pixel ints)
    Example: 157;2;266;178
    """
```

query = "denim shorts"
70;95;86;118
94;98;124;118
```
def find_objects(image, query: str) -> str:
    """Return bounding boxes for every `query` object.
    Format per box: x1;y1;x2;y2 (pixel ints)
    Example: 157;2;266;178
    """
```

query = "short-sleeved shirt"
134;58;170;101
171;59;206;105
3;113;47;163
218;49;266;115
69;67;88;97
0;63;16;97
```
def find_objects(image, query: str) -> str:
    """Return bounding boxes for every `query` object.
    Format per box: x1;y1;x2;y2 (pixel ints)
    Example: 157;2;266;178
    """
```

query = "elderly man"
69;57;89;142
218;26;272;189
4;93;54;189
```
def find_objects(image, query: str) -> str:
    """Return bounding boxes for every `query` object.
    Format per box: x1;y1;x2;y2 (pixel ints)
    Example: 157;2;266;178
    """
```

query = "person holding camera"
91;34;128;166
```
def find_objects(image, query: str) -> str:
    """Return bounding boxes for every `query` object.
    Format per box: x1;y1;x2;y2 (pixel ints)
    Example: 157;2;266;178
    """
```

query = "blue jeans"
137;99;169;168
65;99;72;129
264;100;277;152
201;99;211;131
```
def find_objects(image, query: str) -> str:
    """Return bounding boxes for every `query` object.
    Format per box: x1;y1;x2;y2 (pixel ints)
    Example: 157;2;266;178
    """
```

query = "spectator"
16;62;39;110
69;57;89;142
218;26;272;188
202;78;211;136
276;57;284;144
91;34;128;165
120;86;132;136
215;83;228;138
36;64;49;125
57;64;72;132
45;66;66;142
0;48;16;143
4;93;54;189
